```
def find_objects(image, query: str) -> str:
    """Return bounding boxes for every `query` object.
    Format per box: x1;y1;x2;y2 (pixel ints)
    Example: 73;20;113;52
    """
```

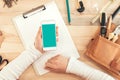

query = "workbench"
0;0;120;80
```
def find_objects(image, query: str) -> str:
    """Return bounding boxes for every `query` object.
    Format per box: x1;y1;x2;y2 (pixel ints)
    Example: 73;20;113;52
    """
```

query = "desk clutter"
81;0;120;79
0;56;9;71
3;0;18;8
0;0;120;79
0;31;8;71
85;5;120;79
3;0;120;25
67;0;120;26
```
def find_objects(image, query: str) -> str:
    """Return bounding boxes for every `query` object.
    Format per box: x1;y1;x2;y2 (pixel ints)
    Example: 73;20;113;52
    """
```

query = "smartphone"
41;21;56;51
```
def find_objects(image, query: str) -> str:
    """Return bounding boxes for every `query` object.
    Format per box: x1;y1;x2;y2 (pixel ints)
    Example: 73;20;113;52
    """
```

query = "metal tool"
3;0;18;8
77;0;85;13
108;25;120;42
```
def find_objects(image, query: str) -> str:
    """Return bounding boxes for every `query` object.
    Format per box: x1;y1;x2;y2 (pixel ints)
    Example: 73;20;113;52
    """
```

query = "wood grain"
0;0;119;80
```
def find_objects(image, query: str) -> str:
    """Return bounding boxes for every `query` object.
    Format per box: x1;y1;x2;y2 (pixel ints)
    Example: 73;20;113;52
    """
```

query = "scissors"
108;25;120;42
0;55;9;71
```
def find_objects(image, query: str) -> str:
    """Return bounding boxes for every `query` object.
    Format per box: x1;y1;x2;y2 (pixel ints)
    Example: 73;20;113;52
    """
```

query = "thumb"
36;27;42;40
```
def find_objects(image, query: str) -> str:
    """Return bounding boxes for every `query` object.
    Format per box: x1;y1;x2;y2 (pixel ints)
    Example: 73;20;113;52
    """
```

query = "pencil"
66;0;71;24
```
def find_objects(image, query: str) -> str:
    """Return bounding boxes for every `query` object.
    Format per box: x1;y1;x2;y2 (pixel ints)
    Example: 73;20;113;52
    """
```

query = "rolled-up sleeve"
66;57;116;80
0;45;42;80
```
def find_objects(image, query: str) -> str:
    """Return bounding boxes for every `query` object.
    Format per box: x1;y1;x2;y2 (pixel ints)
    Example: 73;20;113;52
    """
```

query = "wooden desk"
0;0;119;80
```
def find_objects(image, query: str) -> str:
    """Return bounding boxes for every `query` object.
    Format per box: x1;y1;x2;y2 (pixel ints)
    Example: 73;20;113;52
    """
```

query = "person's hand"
35;27;59;53
34;27;44;53
45;55;69;73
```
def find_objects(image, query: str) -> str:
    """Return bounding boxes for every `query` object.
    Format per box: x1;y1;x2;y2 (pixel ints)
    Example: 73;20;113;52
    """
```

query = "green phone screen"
42;24;56;48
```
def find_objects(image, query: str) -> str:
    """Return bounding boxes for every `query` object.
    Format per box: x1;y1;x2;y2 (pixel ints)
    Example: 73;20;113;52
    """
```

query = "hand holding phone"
41;21;57;51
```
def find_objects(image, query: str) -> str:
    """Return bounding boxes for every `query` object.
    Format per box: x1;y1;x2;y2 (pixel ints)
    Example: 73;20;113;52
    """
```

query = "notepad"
13;1;80;75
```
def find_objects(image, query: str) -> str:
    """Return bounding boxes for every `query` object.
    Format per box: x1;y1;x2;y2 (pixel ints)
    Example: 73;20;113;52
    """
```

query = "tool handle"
108;33;114;40
112;35;118;42
100;13;107;26
100;27;107;37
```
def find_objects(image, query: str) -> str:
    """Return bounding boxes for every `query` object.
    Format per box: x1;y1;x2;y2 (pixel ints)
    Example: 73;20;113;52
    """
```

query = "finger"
47;58;55;64
56;26;59;41
45;66;52;70
41;48;45;53
45;67;58;72
37;27;42;36
45;62;55;68
36;27;42;39
56;26;58;36
56;36;58;42
46;55;60;63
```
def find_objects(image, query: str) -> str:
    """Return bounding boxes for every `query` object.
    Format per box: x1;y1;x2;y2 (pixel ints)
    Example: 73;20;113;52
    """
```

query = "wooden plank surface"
0;0;119;80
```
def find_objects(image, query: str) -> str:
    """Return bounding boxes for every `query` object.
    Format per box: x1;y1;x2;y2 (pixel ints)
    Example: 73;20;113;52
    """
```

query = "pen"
66;0;71;24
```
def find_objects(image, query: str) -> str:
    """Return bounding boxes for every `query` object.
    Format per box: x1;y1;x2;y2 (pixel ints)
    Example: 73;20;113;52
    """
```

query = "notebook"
13;1;80;75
